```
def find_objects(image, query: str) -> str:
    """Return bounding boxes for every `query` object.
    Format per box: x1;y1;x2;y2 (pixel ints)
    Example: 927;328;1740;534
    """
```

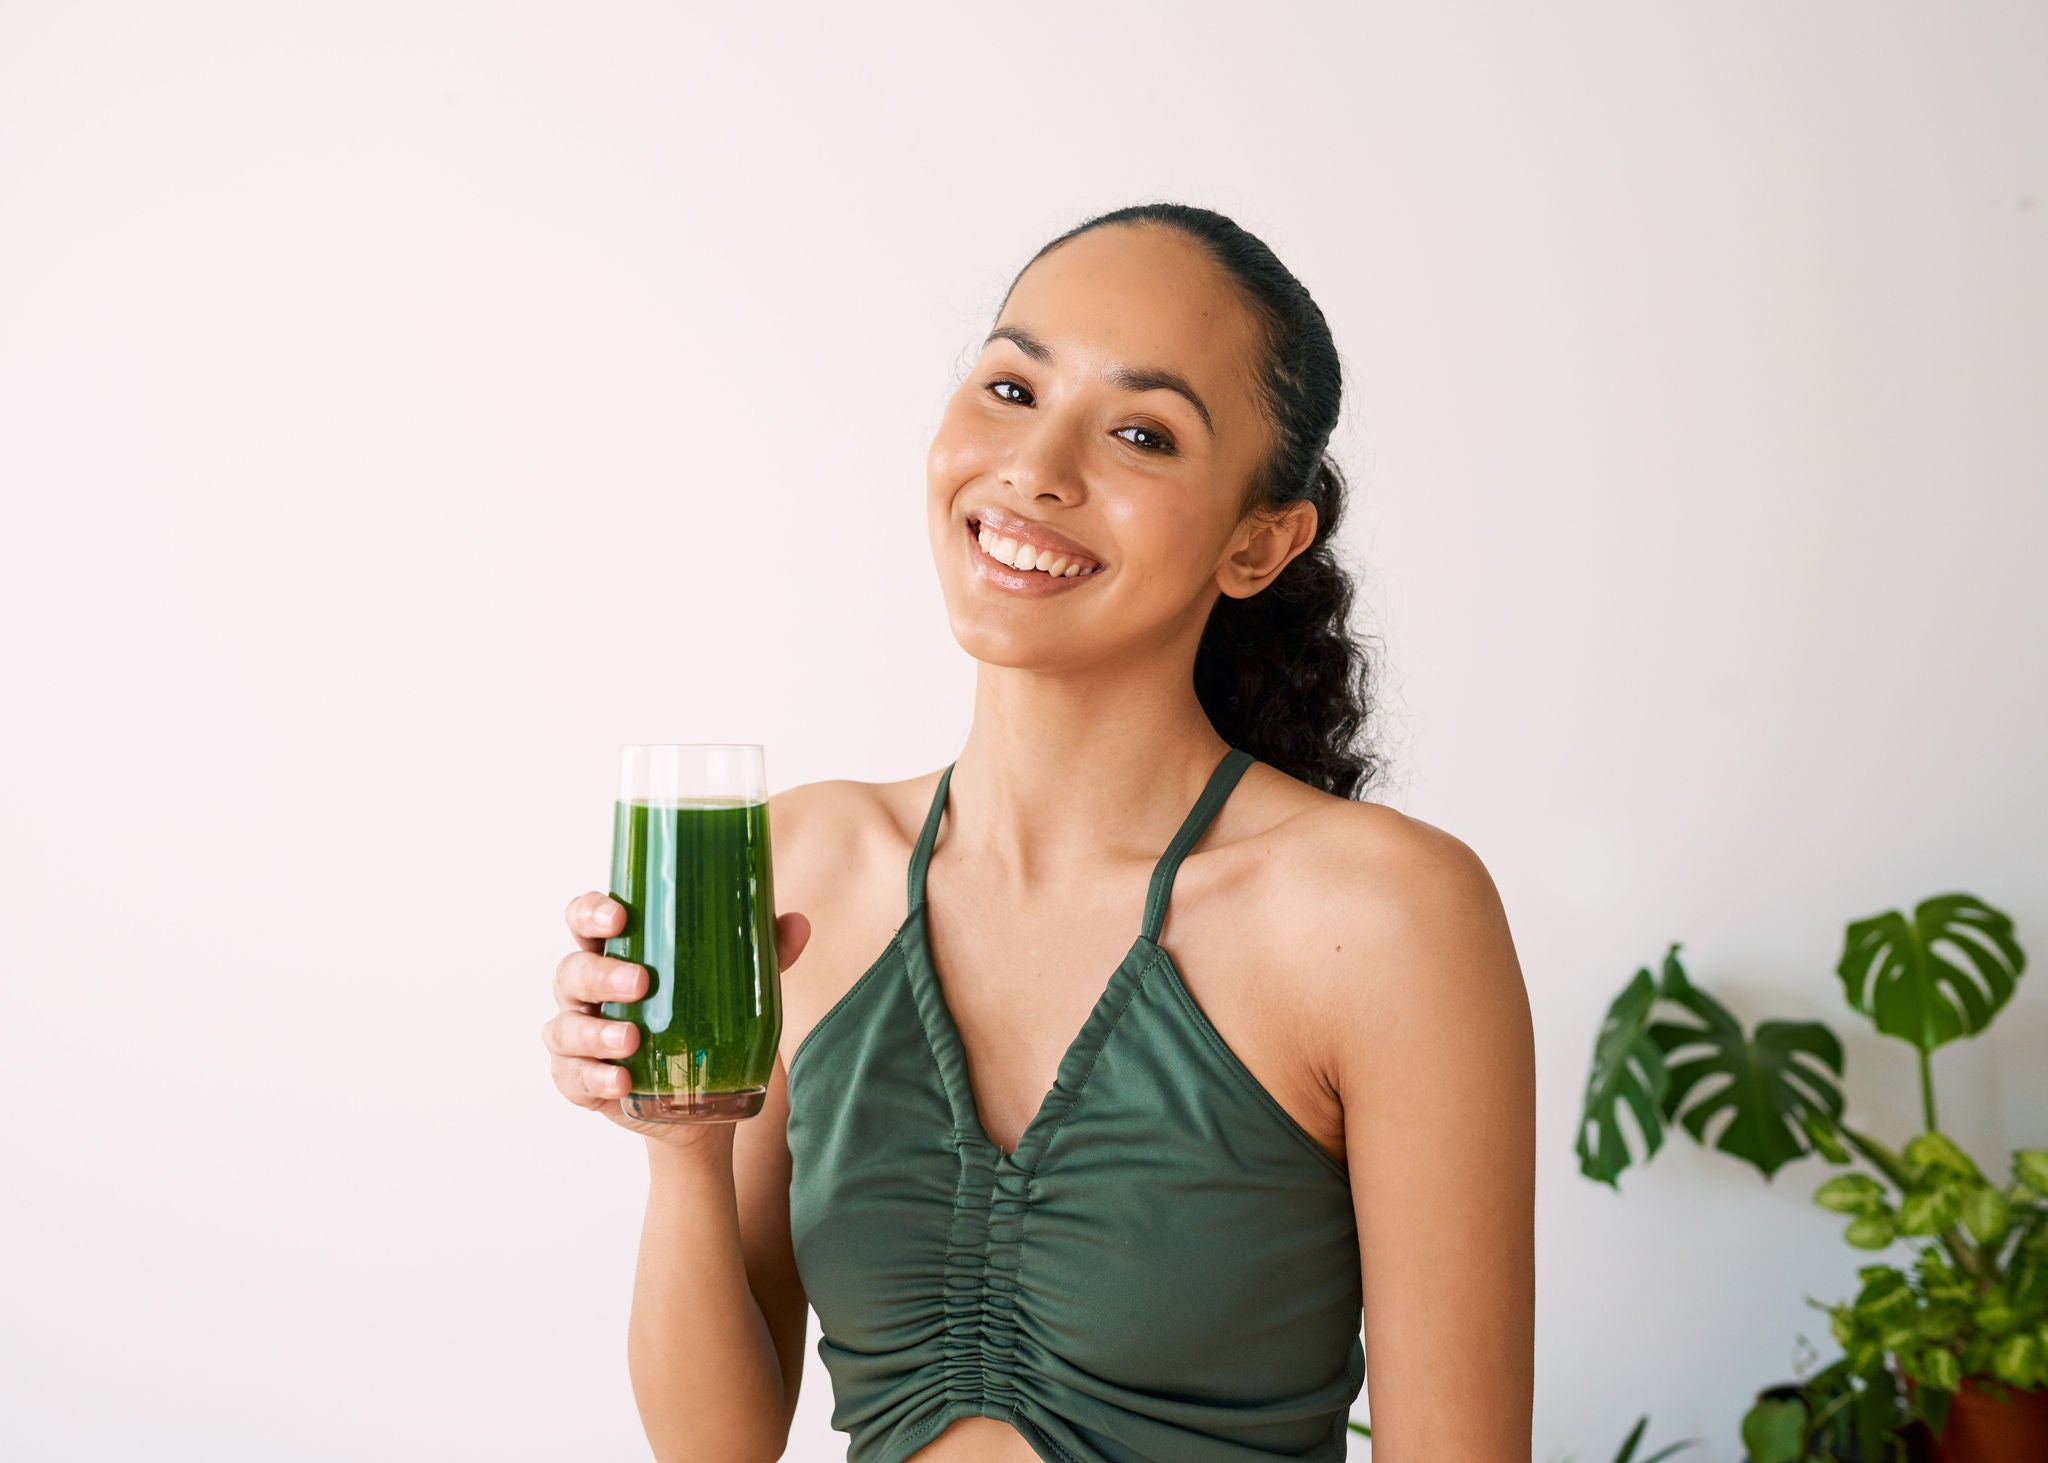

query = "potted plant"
1575;893;2045;1460
1741;1344;1932;1461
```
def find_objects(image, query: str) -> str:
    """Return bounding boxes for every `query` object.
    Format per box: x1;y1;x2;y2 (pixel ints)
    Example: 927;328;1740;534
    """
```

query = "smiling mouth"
965;515;1105;578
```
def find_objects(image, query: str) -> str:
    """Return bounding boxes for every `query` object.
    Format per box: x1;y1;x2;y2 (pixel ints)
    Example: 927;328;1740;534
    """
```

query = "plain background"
3;3;2043;1459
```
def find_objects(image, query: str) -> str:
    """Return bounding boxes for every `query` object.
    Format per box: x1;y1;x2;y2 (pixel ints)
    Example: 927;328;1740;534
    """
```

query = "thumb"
775;910;813;973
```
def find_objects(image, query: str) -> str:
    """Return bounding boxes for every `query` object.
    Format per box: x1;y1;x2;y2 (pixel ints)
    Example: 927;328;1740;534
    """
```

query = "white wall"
3;4;2043;1459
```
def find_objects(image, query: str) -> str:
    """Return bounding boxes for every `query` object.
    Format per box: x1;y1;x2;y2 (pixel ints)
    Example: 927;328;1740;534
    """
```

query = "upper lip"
966;506;1106;569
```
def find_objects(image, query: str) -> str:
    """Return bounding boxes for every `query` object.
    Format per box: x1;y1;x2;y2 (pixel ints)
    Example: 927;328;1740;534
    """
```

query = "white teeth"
973;522;1099;577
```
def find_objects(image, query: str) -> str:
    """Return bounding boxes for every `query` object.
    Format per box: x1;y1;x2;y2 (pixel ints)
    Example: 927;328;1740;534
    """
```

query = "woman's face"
926;222;1297;671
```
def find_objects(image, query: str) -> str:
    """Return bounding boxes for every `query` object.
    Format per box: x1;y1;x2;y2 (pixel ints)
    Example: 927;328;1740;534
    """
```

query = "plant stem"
1918;1044;1938;1132
1944;1231;1988;1285
1839;1124;1911;1189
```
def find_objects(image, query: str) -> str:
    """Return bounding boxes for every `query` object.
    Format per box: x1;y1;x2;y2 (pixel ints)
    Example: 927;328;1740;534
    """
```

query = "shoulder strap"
907;762;954;911
1141;746;1255;944
910;749;1253;934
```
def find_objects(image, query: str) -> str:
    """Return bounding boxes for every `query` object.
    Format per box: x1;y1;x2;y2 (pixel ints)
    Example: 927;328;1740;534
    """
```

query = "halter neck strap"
906;746;1257;940
1141;746;1254;943
907;762;954;911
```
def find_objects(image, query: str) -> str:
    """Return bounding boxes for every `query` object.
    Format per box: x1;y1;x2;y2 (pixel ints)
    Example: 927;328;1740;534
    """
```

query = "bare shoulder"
767;770;930;882
766;768;944;1043
766;776;886;876
1251;776;1527;1064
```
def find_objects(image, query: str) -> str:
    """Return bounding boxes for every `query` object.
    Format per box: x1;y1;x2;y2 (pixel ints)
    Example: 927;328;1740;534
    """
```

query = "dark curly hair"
996;201;1384;801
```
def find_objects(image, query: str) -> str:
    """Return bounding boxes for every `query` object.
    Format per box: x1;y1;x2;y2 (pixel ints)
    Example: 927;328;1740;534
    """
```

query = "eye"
984;376;1175;456
1115;424;1176;455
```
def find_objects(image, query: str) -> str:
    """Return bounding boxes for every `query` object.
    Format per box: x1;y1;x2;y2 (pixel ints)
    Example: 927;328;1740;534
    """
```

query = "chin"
943;598;1090;671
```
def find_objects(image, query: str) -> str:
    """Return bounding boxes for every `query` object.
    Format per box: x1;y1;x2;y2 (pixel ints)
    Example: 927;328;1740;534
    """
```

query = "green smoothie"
601;795;780;1120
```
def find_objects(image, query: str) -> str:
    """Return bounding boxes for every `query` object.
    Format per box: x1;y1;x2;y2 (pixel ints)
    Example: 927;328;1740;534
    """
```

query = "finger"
554;948;647;1009
553;1054;630;1109
542;1010;640;1060
565;891;625;952
775;910;813;973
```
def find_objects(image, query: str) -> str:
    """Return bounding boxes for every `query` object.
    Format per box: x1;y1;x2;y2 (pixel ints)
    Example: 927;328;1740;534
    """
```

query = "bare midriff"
903;1416;1044;1462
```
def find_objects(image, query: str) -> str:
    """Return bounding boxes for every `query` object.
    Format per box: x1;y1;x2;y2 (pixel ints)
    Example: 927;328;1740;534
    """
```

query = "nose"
996;404;1087;504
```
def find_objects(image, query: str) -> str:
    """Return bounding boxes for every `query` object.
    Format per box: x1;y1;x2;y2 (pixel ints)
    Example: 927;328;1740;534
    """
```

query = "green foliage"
1816;1157;2048;1398
1576;963;1670;1186
1740;1353;1924;1463
1577;891;2037;1457
1577;945;1845;1185
1741;1397;1807;1463
1652;954;1846;1180
1596;1412;1699;1463
1836;895;2024;1053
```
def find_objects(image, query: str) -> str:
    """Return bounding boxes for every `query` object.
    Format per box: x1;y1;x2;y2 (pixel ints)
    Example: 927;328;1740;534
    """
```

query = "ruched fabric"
784;747;1366;1462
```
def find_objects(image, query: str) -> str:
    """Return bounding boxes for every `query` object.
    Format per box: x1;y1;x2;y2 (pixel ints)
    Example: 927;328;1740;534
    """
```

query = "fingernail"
611;966;640;995
604;1023;632;1050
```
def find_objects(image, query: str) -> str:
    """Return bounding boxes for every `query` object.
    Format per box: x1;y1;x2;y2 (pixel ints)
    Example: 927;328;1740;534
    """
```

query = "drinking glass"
600;744;781;1122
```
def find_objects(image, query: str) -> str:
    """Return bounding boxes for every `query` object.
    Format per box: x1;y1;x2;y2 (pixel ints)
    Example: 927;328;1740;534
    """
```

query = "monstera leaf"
1836;893;2025;1053
1652;953;1846;1180
1576;957;1672;1186
1579;944;1847;1185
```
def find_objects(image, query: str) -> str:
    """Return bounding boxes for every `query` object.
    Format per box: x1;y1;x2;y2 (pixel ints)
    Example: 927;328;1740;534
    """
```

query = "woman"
543;202;1536;1463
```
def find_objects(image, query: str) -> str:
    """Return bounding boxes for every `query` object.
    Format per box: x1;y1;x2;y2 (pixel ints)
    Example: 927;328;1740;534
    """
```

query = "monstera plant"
1576;892;2045;1461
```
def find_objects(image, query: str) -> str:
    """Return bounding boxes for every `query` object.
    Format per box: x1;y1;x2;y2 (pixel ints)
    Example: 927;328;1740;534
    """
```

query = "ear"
1217;499;1319;600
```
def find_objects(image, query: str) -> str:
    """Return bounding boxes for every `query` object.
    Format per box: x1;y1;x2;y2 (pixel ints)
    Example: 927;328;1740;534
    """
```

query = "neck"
945;657;1234;891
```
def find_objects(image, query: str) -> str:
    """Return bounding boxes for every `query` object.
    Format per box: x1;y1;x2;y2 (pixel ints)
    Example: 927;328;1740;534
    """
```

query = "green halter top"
784;746;1365;1463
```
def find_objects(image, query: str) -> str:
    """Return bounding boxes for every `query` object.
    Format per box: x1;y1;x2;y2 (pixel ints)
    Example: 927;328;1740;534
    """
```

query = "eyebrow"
984;324;1216;436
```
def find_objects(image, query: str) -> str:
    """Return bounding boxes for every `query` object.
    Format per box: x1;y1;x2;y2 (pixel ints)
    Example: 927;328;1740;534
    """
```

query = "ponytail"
1195;458;1379;799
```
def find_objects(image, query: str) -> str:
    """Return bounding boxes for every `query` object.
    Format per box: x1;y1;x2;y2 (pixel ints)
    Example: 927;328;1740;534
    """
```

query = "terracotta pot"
1907;1373;2048;1463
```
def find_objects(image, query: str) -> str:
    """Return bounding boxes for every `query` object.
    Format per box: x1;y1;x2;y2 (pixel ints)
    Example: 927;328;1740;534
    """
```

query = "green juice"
601;795;781;1121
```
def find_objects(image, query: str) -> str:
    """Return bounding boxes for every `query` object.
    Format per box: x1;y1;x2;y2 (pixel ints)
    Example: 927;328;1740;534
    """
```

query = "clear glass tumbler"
599;744;781;1122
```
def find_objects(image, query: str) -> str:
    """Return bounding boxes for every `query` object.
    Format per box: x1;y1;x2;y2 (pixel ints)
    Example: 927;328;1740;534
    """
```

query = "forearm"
627;1135;789;1463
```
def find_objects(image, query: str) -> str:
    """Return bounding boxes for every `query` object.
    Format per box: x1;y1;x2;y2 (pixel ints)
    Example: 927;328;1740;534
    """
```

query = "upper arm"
1325;816;1535;1460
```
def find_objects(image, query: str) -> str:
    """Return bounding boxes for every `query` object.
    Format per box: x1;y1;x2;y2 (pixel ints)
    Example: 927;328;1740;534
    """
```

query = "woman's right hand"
543;891;811;1151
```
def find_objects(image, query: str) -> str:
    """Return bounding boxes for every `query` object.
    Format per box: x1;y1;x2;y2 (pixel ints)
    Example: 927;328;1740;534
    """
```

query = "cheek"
1109;497;1227;596
925;397;998;491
